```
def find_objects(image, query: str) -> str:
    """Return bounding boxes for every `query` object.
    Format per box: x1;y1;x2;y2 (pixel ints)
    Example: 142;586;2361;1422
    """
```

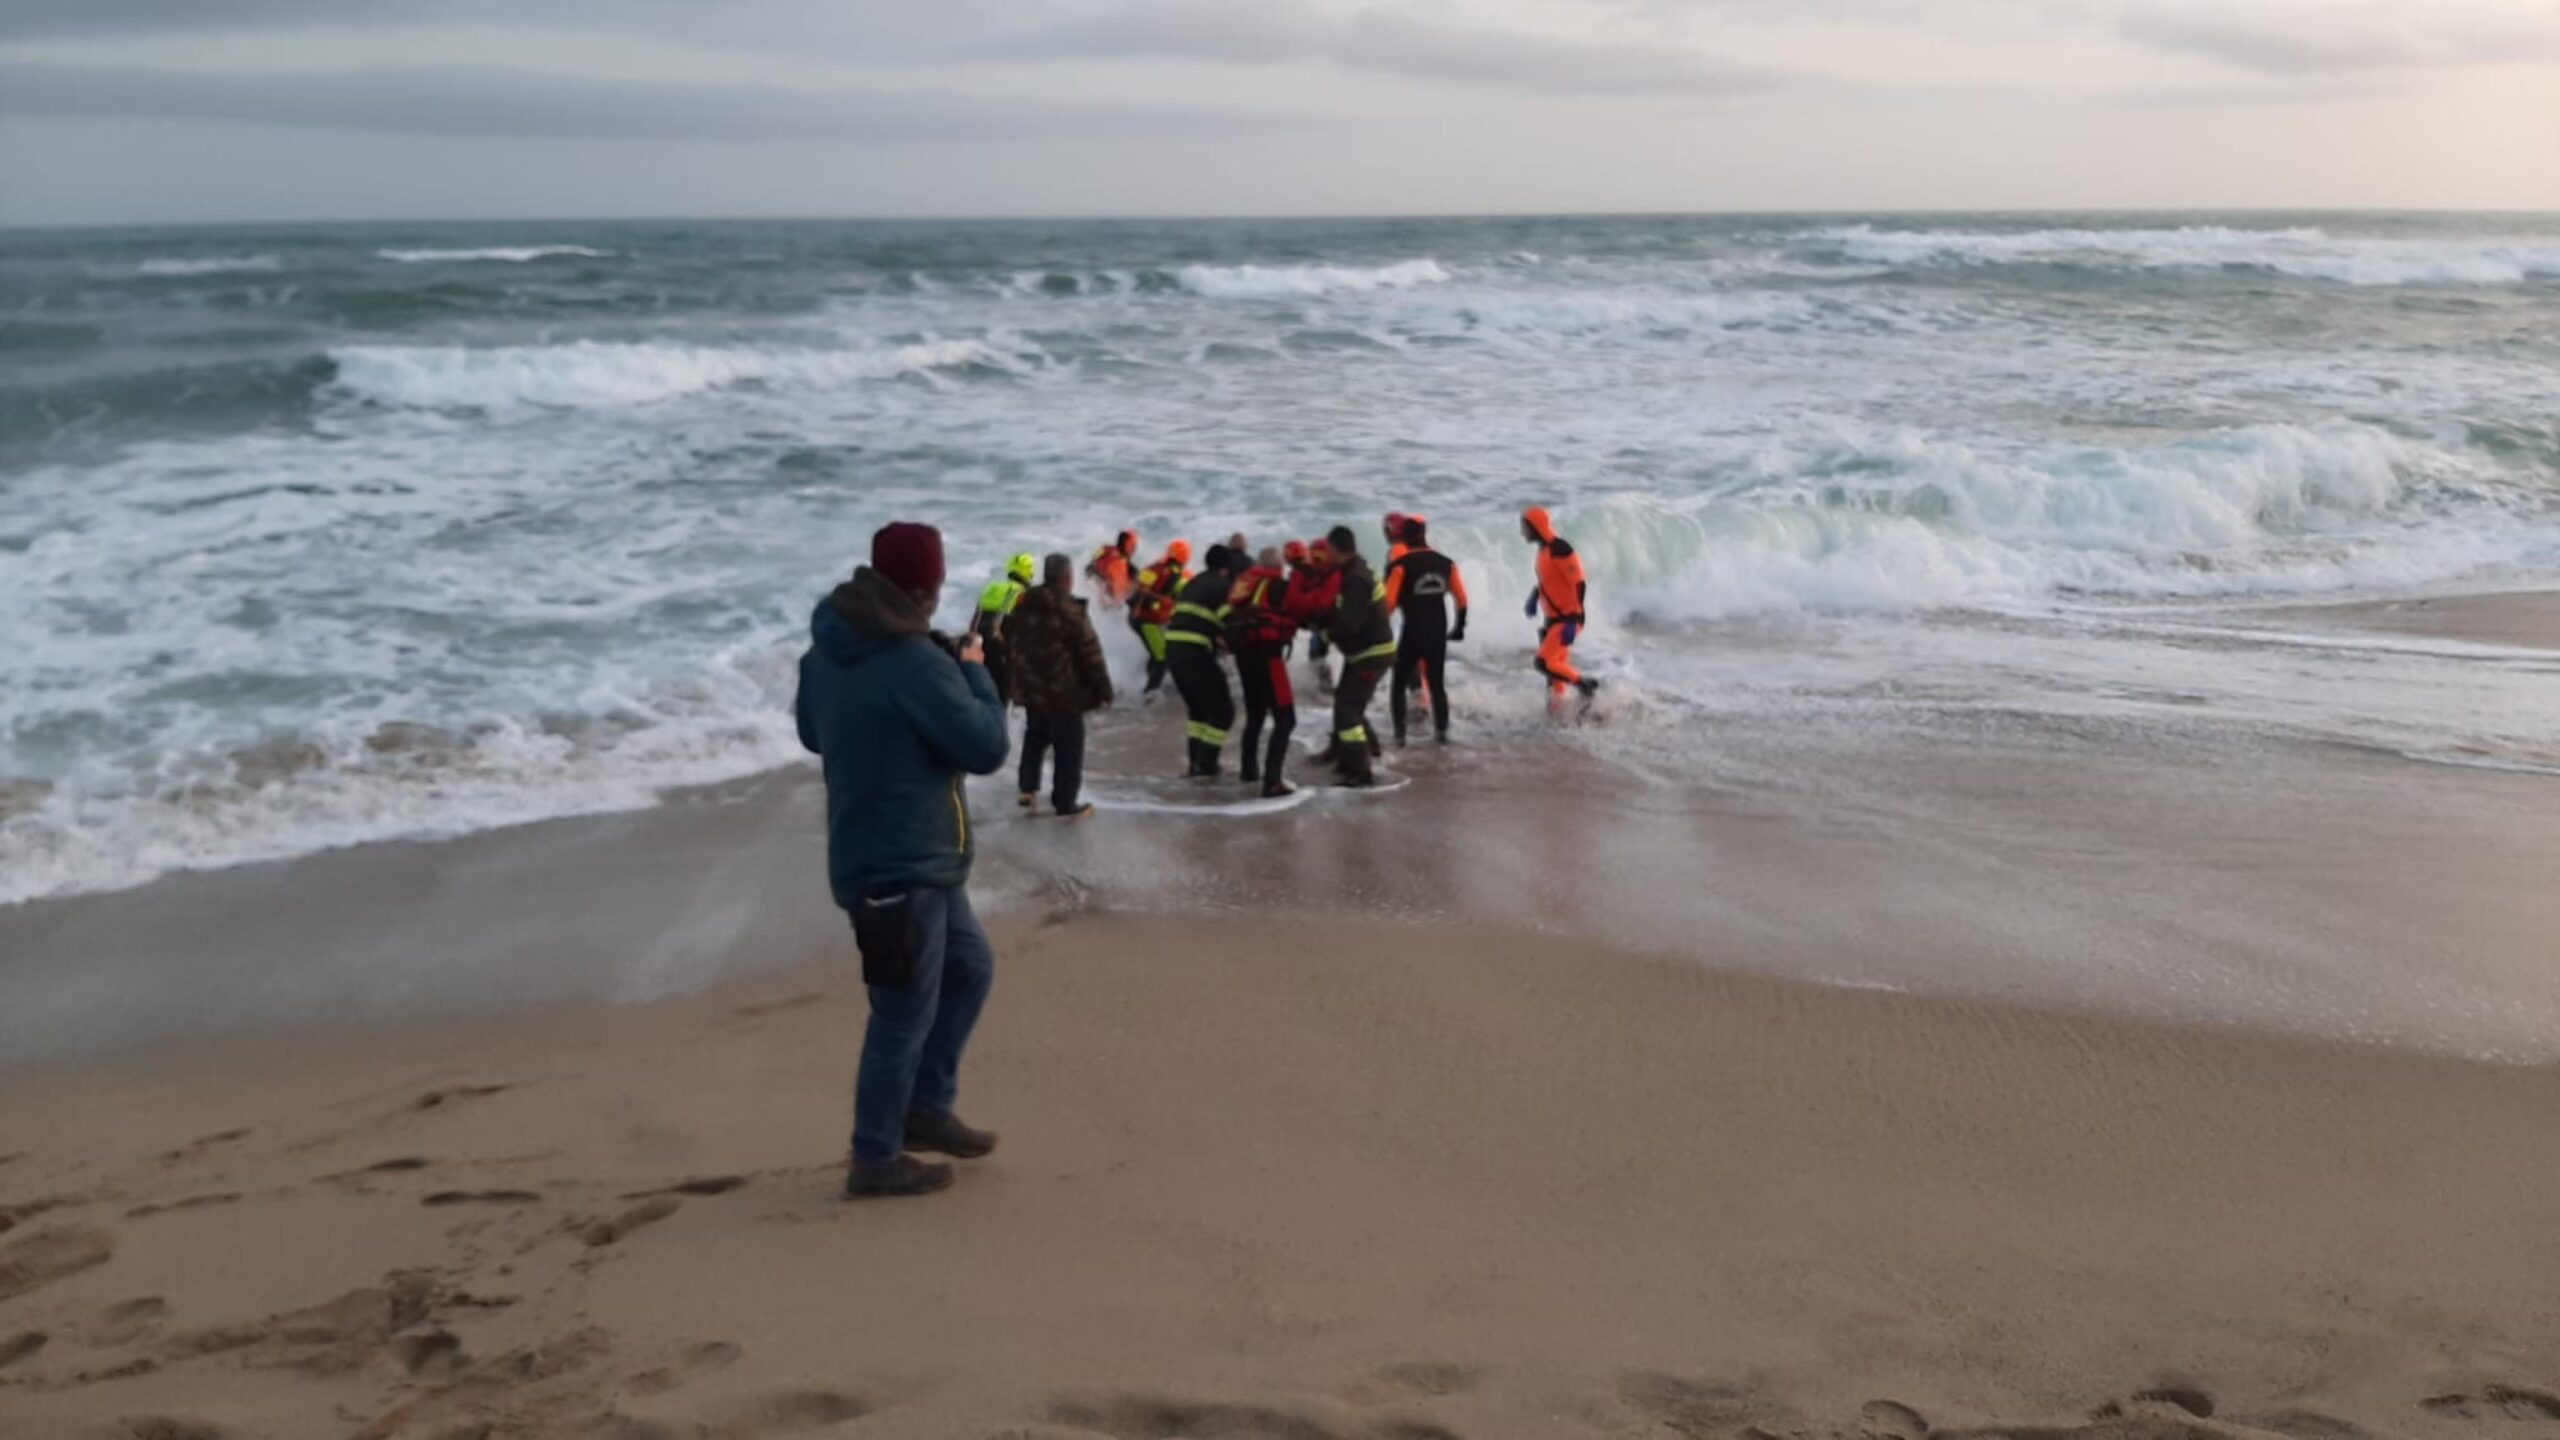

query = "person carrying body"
1285;537;1340;696
1086;530;1140;605
1225;545;1300;797
1319;525;1398;788
1164;544;1247;778
973;552;1035;708
1007;554;1113;818
1383;517;1468;745
1521;506;1600;712
1129;539;1191;697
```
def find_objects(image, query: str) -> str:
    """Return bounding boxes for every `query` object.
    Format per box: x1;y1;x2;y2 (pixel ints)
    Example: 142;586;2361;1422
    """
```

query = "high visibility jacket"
1165;570;1234;649
1224;565;1295;649
1131;558;1186;625
1089;546;1136;602
1324;556;1396;664
1525;510;1586;624
975;576;1026;634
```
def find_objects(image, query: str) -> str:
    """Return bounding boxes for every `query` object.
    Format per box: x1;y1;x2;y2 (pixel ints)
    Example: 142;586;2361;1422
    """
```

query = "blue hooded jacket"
795;568;1010;907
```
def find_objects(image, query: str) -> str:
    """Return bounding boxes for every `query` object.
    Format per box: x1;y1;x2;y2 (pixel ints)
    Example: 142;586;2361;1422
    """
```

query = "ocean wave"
1431;423;2545;620
375;245;612;264
136;255;283;277
1175;258;1452;299
323;338;1016;411
0;655;803;908
1810;224;2560;286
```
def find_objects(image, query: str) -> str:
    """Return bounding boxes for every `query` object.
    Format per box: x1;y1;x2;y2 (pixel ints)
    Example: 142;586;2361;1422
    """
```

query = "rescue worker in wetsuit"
1286;538;1337;695
1320;526;1398;788
973;552;1036;708
1086;531;1140;605
1522;506;1600;711
1383;518;1469;745
1225;546;1300;796
1129;539;1190;698
1165;545;1247;778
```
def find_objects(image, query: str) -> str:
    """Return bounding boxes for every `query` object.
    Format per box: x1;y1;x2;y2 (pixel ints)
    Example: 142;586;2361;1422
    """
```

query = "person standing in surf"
1384;517;1468;745
1008;554;1112;818
795;522;1011;1200
1319;526;1398;788
1522;506;1600;714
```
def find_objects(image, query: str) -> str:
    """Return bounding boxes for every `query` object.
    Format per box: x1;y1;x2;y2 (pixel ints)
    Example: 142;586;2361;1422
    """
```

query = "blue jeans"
852;884;995;1162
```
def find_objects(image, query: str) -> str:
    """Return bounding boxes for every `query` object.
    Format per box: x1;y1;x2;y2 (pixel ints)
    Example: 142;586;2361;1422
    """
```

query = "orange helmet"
1166;538;1192;565
1307;538;1335;568
1401;513;1428;545
1282;539;1308;566
1116;529;1138;554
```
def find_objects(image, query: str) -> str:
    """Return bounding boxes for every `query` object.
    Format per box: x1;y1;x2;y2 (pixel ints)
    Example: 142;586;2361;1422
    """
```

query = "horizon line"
7;203;2559;234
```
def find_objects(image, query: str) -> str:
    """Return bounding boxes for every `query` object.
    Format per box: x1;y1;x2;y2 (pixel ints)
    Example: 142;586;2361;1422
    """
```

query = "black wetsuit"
1164;569;1237;777
1323;555;1397;785
1386;546;1462;743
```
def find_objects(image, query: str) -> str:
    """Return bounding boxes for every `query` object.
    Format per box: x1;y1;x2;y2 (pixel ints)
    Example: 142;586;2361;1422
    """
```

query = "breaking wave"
135;254;282;277
323;338;1018;411
1175;258;1453;299
375;245;612;264
1811;225;2560;286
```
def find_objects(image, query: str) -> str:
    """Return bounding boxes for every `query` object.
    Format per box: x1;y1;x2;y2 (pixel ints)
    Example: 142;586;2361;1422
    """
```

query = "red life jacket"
1224;565;1295;649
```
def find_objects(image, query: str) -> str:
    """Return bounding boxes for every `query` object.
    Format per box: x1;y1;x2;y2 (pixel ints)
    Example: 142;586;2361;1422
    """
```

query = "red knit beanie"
870;522;945;598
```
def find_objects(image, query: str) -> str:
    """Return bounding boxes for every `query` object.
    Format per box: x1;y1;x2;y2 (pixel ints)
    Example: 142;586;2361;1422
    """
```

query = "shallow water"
3;212;2558;903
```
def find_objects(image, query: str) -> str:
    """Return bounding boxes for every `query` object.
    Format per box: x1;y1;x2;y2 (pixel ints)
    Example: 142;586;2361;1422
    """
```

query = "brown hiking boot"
903;1109;998;1159
844;1154;954;1199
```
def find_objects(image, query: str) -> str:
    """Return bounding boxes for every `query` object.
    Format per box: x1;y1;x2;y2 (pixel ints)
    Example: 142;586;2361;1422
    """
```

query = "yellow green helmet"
1007;552;1036;584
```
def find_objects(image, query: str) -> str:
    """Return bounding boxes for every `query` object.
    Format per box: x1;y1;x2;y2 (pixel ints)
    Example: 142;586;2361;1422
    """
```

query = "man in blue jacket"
795;522;1011;1199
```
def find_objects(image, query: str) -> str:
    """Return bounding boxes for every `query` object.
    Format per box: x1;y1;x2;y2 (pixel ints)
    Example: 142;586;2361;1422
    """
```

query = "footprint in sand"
0;1226;114;1302
624;1175;748;1200
412;1083;513;1112
583;1197;682;1247
121;1419;231;1440
1619;1373;1807;1440
1047;1395;1341;1440
1370;1363;1479;1399
157;1128;251;1164
0;1330;46;1370
391;1328;467;1379
628;1339;745;1396
125;1192;243;1220
421;1189;542;1207
88;1296;171;1347
2424;1386;2560;1422
1858;1398;1930;1439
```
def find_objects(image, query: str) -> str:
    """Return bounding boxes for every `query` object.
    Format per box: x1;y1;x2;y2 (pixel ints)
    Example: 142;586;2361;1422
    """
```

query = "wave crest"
376;245;612;264
1812;224;2560;286
136;255;282;277
1175;258;1452;299
323;338;1015;411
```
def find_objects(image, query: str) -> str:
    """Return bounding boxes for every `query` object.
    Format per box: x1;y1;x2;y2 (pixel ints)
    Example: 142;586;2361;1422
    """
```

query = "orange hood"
1522;506;1557;543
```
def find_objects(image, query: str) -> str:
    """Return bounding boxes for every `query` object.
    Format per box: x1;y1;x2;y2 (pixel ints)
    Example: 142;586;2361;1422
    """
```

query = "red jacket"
1281;565;1343;629
1225;565;1296;649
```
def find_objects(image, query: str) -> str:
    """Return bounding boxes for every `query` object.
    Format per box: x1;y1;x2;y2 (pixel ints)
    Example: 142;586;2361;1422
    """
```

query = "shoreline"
2;912;2554;1439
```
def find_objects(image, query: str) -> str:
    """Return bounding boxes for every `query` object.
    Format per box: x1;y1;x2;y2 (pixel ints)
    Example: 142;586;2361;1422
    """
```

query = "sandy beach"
6;736;2560;1438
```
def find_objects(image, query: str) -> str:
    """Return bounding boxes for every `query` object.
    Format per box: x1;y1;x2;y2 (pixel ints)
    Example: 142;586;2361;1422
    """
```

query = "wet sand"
2282;588;2560;652
3;901;2556;1440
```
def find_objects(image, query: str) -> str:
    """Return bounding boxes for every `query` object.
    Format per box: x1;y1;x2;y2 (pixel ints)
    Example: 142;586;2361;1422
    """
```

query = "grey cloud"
972;0;1776;96
0;60;1314;140
0;0;1029;51
2111;3;2560;73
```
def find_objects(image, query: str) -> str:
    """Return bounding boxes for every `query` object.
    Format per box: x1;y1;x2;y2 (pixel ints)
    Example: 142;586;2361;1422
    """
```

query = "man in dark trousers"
1165;544;1248;778
795;522;1010;1200
1007;554;1113;818
1383;516;1470;745
1320;525;1398;788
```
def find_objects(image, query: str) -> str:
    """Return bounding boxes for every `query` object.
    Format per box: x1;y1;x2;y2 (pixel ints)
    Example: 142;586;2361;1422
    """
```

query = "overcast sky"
2;0;2554;224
